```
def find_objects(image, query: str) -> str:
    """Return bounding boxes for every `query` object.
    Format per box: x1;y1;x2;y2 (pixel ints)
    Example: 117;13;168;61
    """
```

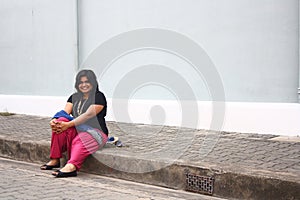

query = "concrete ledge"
0;137;50;163
1;136;299;200
83;153;300;200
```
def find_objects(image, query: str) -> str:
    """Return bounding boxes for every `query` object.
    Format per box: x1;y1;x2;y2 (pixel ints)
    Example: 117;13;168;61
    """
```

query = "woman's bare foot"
46;159;60;166
40;159;60;170
60;163;76;172
52;163;76;176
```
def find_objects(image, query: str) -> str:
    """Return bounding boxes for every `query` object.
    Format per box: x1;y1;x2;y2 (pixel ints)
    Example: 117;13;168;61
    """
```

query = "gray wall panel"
79;0;299;103
0;0;78;96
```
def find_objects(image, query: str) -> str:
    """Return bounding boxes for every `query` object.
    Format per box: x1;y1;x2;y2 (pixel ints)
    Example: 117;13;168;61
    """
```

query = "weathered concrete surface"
0;157;225;200
0;114;299;199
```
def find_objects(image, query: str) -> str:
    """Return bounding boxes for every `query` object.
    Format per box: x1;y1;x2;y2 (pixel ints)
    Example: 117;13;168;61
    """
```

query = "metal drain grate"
185;171;214;195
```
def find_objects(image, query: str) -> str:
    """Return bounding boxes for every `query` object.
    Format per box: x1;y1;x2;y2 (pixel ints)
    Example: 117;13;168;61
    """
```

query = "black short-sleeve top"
67;91;108;135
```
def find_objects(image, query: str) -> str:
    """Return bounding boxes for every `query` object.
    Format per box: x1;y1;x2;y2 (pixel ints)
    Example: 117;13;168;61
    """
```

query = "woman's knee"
55;117;70;122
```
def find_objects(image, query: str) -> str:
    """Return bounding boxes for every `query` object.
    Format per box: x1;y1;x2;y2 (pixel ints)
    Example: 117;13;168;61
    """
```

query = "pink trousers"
50;117;108;170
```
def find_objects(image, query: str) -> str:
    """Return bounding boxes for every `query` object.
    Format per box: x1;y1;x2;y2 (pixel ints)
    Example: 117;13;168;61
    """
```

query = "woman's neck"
83;93;89;100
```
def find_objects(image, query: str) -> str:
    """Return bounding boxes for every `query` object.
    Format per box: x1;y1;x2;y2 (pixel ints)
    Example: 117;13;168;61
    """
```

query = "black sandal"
40;163;60;170
53;170;77;178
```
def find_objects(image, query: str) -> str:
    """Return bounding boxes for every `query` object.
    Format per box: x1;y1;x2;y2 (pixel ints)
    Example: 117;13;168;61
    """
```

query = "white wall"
0;0;299;136
1;0;297;101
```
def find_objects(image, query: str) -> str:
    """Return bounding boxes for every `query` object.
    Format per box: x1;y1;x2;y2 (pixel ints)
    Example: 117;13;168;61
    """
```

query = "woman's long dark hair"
75;69;99;94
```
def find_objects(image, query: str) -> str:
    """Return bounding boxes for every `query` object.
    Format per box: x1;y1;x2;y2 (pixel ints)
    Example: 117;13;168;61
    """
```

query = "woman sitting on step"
40;69;109;178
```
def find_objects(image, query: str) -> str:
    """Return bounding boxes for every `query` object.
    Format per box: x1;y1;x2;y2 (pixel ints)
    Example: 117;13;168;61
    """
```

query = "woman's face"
78;76;93;95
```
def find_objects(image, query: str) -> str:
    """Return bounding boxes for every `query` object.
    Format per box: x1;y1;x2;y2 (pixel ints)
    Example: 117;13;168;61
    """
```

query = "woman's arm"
64;102;73;114
56;104;104;132
70;104;104;127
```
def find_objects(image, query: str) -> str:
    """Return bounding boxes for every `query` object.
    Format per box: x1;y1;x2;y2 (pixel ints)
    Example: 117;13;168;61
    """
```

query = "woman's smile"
78;76;93;94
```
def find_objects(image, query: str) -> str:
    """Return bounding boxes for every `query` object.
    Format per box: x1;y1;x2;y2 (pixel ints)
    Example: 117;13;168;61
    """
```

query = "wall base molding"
0;95;299;136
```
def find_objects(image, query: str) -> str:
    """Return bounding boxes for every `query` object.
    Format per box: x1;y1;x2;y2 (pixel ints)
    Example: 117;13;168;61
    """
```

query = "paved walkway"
0;157;224;200
1;114;299;180
0;114;299;199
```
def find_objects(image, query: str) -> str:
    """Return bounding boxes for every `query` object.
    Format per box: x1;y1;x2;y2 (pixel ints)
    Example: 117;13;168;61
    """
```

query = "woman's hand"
50;119;60;133
55;121;72;134
50;119;73;134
